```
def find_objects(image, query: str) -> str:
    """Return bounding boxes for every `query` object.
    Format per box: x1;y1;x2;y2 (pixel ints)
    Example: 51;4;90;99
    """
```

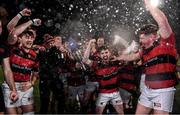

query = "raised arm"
82;39;96;66
8;19;41;45
7;8;31;33
117;52;141;62
144;0;172;38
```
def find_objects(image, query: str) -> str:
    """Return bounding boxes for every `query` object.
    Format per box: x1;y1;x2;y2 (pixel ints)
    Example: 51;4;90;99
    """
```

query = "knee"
96;106;104;114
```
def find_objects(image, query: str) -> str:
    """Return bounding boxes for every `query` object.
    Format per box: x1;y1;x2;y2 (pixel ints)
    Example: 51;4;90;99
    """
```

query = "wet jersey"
118;63;136;91
10;47;39;82
142;33;178;89
92;61;120;93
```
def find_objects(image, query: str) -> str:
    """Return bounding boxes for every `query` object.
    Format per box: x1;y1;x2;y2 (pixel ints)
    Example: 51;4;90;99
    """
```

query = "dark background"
0;0;180;113
1;0;180;51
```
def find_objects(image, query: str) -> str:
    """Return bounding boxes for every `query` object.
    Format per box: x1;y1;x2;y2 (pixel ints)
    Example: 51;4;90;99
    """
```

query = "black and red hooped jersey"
142;33;178;89
10;47;39;82
92;61;120;93
118;63;136;91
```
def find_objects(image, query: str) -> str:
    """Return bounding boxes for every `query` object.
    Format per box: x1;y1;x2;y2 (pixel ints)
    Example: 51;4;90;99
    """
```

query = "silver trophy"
68;37;86;70
73;49;86;71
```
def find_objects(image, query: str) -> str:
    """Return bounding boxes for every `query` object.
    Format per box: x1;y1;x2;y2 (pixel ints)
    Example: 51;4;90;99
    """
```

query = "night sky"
1;0;180;52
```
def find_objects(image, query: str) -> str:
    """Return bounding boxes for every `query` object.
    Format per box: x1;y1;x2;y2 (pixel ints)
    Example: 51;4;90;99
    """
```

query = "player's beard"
23;42;33;50
102;56;109;61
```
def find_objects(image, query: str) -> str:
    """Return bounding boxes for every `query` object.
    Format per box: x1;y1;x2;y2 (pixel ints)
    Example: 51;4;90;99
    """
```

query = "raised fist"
20;8;31;16
32;19;42;26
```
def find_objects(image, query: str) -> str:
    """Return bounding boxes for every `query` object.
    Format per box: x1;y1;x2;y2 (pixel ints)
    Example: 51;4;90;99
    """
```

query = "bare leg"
5;107;17;114
135;103;152;114
21;104;34;114
96;106;105;114
113;104;124;114
153;109;169;115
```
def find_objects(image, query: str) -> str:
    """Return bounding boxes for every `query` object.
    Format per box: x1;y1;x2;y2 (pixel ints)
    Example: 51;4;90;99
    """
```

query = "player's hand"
10;90;18;102
32;19;42;26
20;8;31;16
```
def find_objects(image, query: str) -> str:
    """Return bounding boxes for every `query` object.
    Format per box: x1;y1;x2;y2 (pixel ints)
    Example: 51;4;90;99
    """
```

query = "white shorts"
96;91;123;107
138;85;175;112
2;82;34;108
139;74;146;93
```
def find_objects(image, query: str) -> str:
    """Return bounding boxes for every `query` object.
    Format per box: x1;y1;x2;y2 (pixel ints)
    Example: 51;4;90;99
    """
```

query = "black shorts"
0;87;5;112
